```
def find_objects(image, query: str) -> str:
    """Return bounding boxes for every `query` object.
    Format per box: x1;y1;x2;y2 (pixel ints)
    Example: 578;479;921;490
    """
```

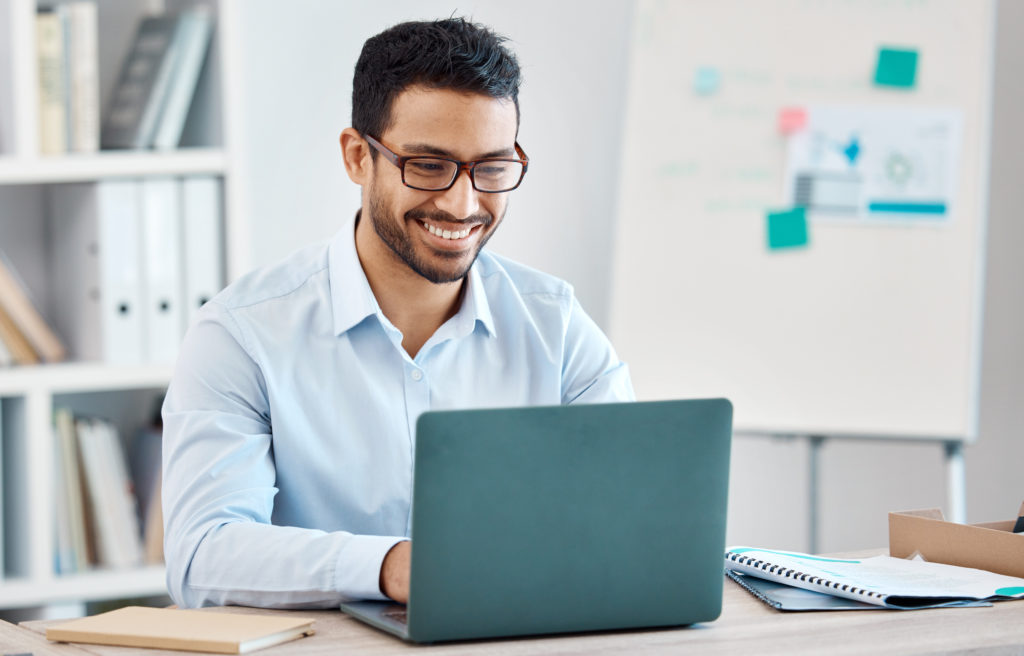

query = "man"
162;17;633;609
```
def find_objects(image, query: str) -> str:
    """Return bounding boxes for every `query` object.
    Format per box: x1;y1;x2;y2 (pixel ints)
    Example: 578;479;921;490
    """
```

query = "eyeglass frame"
362;133;530;193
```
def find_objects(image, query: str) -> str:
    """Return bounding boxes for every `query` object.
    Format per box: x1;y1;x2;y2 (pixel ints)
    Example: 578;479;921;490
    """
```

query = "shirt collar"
329;215;381;336
459;258;496;339
329;212;496;339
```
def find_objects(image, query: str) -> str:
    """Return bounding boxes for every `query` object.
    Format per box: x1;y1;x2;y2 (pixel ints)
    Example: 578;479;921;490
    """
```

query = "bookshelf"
0;0;240;613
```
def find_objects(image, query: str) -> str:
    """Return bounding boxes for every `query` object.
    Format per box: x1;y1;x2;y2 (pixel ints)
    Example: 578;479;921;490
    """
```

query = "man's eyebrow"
400;143;517;159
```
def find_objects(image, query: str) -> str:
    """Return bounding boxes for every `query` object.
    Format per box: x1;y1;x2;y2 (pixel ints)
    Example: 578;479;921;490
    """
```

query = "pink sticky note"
778;107;807;135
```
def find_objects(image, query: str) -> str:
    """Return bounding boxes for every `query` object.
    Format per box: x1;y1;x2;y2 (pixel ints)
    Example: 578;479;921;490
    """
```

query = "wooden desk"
1;618;92;656
18;577;1024;655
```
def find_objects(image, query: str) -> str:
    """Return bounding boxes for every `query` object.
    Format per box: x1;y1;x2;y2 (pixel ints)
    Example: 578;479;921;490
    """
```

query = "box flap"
891;508;945;521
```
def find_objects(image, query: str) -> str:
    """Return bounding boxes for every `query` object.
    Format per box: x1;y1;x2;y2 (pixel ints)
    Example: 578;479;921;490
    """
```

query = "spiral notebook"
726;570;882;611
725;547;1024;610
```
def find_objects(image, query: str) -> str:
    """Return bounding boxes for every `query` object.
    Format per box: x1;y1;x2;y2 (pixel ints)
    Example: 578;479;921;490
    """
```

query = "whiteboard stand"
743;432;968;554
807;435;826;555
945;441;967;525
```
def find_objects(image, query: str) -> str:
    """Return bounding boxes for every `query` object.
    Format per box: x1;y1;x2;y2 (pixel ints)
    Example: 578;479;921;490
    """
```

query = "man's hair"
352;17;521;146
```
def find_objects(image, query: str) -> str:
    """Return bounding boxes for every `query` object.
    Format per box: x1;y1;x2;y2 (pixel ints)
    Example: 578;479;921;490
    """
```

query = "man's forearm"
379;540;412;603
166;520;405;608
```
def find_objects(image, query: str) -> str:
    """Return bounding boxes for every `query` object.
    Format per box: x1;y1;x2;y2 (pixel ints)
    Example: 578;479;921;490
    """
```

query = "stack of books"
52;407;164;574
100;7;215;150
35;1;100;154
35;3;215;154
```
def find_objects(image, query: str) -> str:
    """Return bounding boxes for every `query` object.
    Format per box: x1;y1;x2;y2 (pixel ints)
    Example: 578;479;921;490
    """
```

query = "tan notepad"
46;606;315;654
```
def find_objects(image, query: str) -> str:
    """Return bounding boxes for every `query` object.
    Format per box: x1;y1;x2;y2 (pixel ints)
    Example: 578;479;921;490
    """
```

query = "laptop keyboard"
383;609;408;625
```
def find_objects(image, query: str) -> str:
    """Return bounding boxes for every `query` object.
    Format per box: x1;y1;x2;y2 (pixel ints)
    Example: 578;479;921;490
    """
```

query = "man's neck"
354;214;465;359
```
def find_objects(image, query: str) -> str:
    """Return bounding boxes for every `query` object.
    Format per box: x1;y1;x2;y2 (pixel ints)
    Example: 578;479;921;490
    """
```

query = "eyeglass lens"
404;158;524;192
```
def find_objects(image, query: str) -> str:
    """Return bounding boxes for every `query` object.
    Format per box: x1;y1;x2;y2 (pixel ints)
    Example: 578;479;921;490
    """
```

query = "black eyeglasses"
363;134;529;193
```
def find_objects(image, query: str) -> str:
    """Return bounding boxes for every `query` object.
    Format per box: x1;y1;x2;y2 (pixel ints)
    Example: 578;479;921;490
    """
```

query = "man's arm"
560;297;636;404
162;307;406;608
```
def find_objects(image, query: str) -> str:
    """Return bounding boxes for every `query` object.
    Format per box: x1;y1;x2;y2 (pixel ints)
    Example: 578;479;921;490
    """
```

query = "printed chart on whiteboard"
785;107;963;223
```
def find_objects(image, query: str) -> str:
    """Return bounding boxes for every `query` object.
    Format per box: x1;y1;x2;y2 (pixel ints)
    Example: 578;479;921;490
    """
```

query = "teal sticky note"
874;47;918;88
693;67;721;95
767;207;808;250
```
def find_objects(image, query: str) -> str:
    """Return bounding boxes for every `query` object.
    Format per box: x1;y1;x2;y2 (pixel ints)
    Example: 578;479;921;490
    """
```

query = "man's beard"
366;187;501;284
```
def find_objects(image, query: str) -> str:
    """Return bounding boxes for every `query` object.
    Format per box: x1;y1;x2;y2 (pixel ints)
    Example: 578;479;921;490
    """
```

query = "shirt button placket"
404;364;429;447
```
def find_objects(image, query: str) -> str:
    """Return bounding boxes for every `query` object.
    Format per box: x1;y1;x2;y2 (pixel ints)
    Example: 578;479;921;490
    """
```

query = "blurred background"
0;0;1020;622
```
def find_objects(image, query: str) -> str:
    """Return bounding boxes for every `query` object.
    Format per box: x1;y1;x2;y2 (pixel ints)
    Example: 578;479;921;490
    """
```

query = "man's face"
364;87;519;284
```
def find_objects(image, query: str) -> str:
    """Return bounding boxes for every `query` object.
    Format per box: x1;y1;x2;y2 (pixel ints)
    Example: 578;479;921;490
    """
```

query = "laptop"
341;398;732;643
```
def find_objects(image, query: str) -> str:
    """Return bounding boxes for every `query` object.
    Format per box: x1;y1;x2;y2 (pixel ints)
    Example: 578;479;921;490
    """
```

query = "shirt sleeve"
161;304;406;609
560;297;636;404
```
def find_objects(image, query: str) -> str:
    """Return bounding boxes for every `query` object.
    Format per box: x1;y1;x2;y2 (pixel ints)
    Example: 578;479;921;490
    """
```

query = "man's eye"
409;161;448;174
476;164;509;177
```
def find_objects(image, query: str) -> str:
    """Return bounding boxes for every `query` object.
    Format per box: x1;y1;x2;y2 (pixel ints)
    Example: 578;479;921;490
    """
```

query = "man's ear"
340;128;372;185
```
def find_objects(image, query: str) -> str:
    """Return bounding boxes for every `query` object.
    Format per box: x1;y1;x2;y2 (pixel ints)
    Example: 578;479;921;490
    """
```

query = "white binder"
49;181;145;364
181;176;224;330
140;177;185;364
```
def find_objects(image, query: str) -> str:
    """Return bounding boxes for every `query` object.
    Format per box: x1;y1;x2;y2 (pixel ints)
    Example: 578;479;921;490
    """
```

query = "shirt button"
410;369;423;381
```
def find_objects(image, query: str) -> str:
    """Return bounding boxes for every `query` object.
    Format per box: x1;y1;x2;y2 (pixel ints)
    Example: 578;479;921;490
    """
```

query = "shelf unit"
0;148;228;184
0;0;240;612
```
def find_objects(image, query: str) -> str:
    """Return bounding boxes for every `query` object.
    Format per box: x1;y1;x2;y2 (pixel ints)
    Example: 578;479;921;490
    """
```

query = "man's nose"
434;168;480;219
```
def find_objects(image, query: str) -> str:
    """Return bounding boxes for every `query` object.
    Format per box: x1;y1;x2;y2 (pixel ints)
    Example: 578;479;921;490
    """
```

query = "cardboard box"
889;503;1024;579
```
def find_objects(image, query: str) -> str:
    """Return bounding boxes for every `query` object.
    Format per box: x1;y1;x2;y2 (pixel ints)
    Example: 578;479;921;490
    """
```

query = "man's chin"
413;260;475;285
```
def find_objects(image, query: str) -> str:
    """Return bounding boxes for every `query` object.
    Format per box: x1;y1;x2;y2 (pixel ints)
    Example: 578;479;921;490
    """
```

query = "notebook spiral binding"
725;552;885;600
724;570;783;609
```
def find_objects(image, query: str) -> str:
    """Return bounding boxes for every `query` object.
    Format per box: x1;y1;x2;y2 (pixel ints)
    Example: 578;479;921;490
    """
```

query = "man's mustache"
405;208;493;227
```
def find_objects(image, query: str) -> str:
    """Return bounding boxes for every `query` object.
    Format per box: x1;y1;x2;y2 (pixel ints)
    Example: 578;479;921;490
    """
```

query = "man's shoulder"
212;240;331;311
475;250;574;301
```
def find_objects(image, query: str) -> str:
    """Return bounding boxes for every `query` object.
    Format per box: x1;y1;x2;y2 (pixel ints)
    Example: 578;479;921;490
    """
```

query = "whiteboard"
610;0;995;441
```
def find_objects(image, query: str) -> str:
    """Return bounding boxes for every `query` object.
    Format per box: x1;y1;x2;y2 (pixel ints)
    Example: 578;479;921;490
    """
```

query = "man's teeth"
423;222;472;240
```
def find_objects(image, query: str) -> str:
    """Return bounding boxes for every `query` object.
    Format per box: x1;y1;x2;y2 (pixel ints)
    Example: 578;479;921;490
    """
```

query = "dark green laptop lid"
407;399;732;642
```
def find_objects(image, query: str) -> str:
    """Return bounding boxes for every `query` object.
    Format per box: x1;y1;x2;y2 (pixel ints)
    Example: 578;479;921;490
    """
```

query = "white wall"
970;0;1024;526
231;0;634;326
230;1;1024;552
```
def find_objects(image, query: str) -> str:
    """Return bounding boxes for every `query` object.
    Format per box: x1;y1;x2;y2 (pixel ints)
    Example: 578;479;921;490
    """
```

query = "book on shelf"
0;303;41;366
53;407;92;573
65;1;101;153
129;399;165;565
102;8;214;150
0;401;4;581
724;546;1024;610
47;606;315;654
142;472;164;565
35;2;100;155
0;250;66;363
152;6;215;150
36;8;68;154
101;14;179;149
0;326;13;366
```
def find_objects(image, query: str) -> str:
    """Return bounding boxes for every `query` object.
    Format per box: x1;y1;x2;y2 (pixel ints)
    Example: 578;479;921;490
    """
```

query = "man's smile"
419;220;479;241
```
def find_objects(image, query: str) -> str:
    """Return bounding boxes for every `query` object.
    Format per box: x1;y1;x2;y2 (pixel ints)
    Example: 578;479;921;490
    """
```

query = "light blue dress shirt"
162;218;634;609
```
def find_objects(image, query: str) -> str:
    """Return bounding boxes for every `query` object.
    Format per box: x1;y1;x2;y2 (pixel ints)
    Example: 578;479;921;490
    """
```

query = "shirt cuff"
334;534;408;601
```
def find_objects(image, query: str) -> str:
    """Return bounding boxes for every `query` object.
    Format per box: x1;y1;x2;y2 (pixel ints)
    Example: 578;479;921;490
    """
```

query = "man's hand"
379;540;411;603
